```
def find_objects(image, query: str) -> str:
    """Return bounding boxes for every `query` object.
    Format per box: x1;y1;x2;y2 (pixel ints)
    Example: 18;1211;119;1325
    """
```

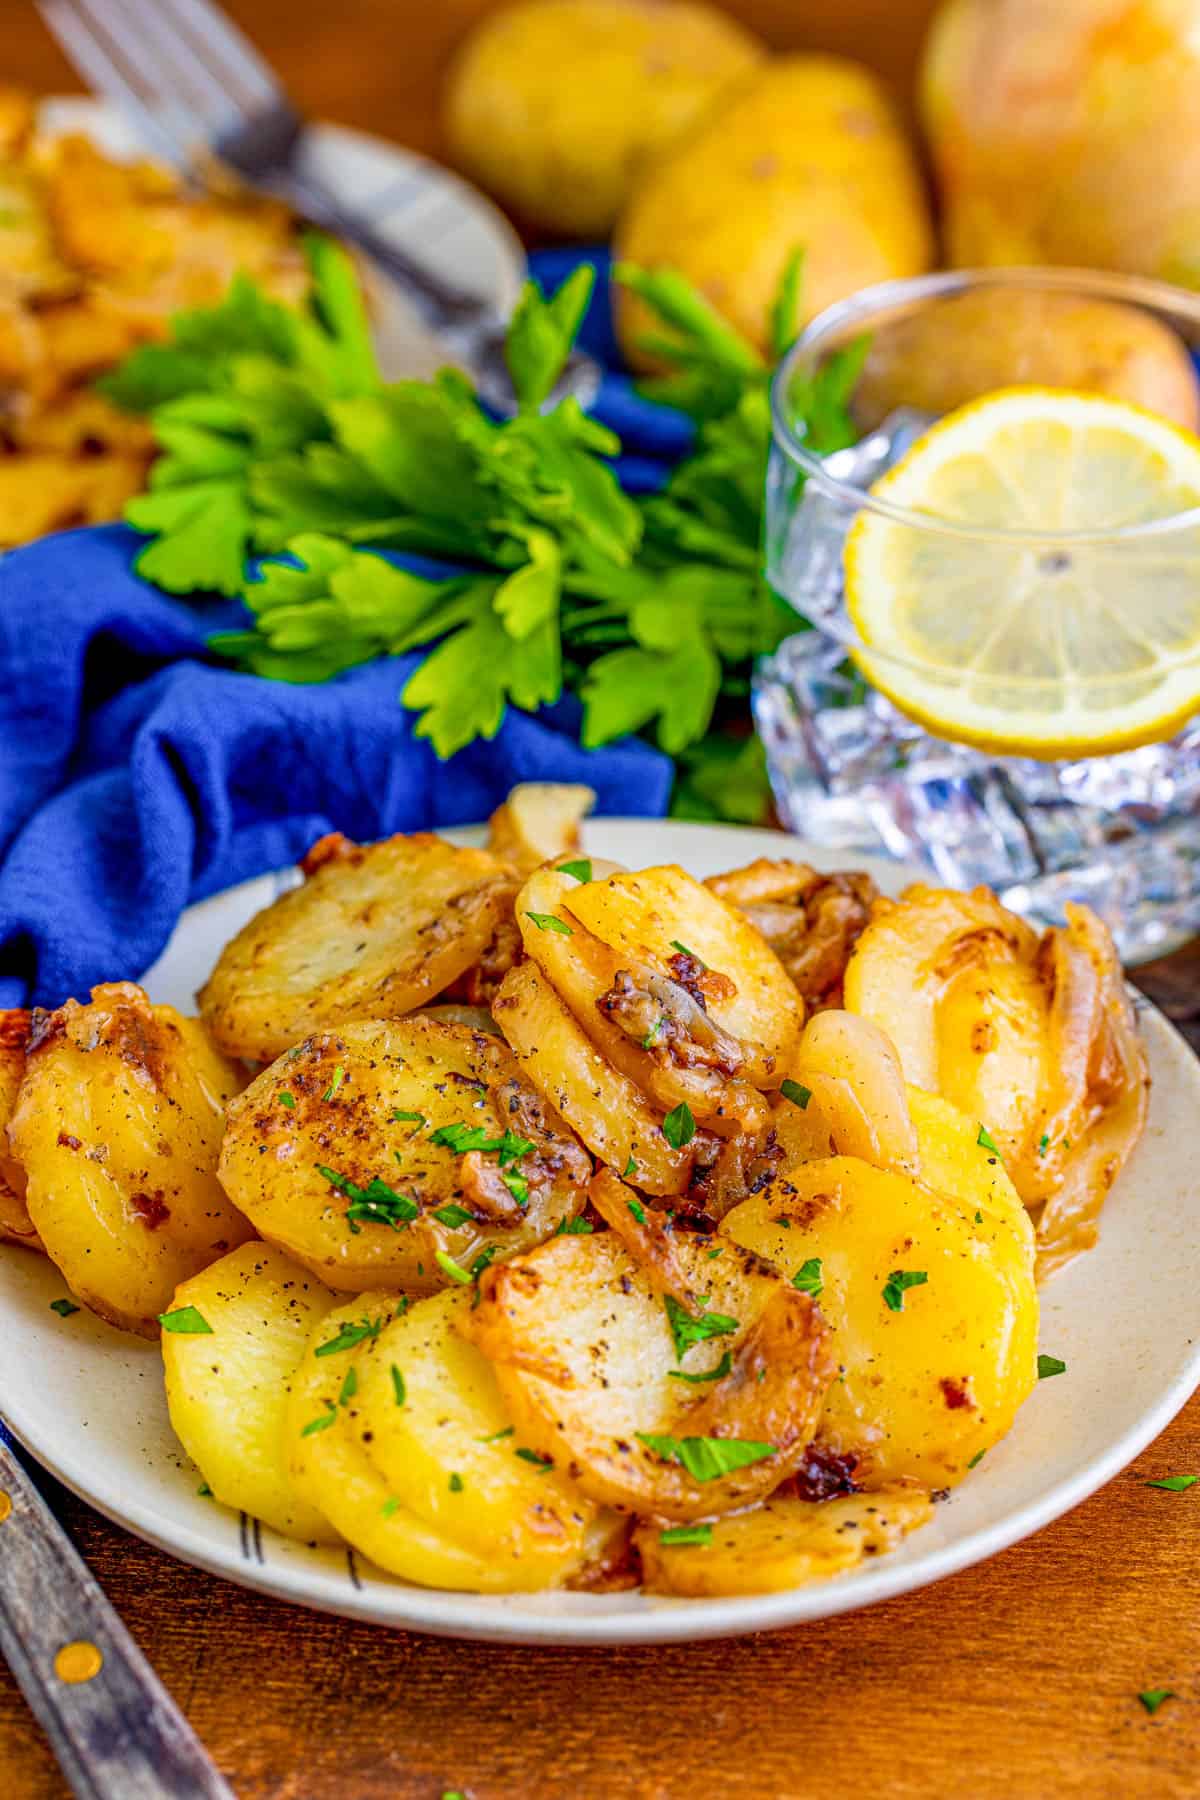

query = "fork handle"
0;1432;235;1800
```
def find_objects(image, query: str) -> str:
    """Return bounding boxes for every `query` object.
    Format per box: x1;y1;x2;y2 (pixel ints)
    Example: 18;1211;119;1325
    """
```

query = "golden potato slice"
287;1292;498;1589
635;1487;934;1596
706;859;878;1010
907;1085;1033;1247
0;1009;40;1251
517;868;777;1133
219;1016;590;1294
199;831;512;1061
723;1148;1038;1490
486;782;595;875
789;1011;919;1175
10;985;252;1336
287;1291;613;1590
162;1243;340;1542
464;1176;834;1521
493;960;697;1197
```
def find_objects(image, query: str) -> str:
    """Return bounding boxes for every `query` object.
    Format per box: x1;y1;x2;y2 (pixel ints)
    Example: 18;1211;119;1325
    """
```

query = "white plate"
37;97;527;378
2;819;1197;1646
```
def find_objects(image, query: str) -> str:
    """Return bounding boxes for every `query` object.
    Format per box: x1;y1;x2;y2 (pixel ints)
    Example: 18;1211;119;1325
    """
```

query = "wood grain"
3;1;1199;1794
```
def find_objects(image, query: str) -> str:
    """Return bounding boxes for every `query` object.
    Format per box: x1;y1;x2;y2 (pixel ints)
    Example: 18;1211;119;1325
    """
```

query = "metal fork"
37;0;602;413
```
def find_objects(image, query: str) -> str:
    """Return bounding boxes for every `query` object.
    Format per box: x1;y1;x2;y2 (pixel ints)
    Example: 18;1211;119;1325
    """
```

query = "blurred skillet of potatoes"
0;88;308;551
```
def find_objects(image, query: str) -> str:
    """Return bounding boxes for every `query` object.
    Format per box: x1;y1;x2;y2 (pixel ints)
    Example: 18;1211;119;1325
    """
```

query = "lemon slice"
842;387;1200;757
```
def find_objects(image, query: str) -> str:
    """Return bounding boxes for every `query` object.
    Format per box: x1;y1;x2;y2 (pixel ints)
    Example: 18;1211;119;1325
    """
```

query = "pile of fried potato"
0;88;306;549
0;783;1149;1597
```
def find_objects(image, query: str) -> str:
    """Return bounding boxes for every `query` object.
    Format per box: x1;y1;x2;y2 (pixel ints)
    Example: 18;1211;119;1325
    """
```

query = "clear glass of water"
756;267;1200;963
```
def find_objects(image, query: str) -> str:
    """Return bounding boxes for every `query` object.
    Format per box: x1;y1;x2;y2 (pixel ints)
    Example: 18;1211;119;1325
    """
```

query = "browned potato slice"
9;984;252;1336
636;1487;934;1596
162;1243;340;1542
199;831;512;1062
287;1290;616;1590
493;960;697;1197
486;782;595;875
464;1173;834;1521
516;868;782;1133
0;1009;40;1251
219;1016;591;1294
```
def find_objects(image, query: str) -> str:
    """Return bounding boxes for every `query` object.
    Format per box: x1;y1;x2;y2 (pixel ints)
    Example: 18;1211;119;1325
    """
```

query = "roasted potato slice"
635;1487;934;1596
493;960;697;1197
789;1011;919;1175
287;1291;614;1589
486;782;595;875
162;1243;340;1542
516;867;785;1133
199;831;512;1062
465;1172;834;1521
723;1139;1037;1490
706;859;878;1010
9;985;252;1336
0;1009;40;1251
219;1016;591;1294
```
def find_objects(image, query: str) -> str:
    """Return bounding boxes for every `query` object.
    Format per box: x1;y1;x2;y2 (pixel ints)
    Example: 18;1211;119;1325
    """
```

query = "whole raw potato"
615;55;934;364
853;288;1200;432
923;0;1200;284
443;0;763;238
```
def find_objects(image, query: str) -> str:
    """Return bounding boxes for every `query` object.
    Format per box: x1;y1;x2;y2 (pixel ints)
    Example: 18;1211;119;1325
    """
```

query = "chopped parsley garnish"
391;1365;406;1407
436;1251;473;1286
977;1124;1000;1155
780;1079;811;1110
662;1102;696;1148
967;1449;986;1469
516;1447;554;1472
659;1523;713;1546
316;1164;419;1232
49;1298;79;1318
1037;1353;1067;1380
197;1483;212;1497
278;1091;296;1110
627;1197;646;1225
392;1109;426;1125
433;1203;474;1229
1145;1475;1198;1492
882;1269;927;1313
380;1496;401;1519
502;1167;530;1208
641;1018;667;1050
623;1155;638;1179
428;1124;534;1165
974;1211;983;1224
792;1257;823;1298
556;1216;594;1235
558;858;592;883
449;1472;464;1493
158;1305;214;1335
338;1366;357;1405
478;1426;514;1443
300;1407;338;1437
669;1350;732;1385
636;1433;776;1482
315;1317;383;1356
1138;1689;1176;1716
670;940;706;967
664;1293;738;1361
323;1065;347;1101
706;1246;723;1261
1038;1132;1050;1154
525;911;572;935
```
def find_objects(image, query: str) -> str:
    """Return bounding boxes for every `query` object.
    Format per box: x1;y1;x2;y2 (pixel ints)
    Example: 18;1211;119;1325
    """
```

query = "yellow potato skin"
636;1487;934;1597
723;1130;1037;1489
923;0;1200;289
10;985;252;1336
162;1243;340;1543
443;0;763;237
616;55;934;364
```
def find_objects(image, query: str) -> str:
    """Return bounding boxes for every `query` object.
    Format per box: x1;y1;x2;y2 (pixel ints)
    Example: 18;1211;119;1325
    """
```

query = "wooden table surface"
5;1;1200;1794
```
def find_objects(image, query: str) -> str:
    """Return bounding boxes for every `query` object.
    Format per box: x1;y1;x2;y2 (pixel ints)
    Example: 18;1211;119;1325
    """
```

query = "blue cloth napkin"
0;248;688;1008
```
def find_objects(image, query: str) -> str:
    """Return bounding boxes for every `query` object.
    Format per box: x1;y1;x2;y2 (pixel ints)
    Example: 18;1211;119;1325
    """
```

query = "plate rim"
5;816;1199;1645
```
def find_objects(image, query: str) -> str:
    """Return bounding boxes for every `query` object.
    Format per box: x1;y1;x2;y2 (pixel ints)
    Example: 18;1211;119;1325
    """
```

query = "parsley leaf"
393;1110;426;1125
505;265;595;412
668;1350;732;1385
659;1523;713;1547
662;1103;696;1149
391;1366;406;1406
1145;1475;1198;1492
436;1251;474;1286
323;1064;346;1101
664;1294;738;1361
301;1407;338;1437
315;1164;418;1231
781;1079;812;1110
1037;1353;1067;1380
515;1447;554;1472
315;1317;383;1356
636;1432;776;1482
977;1124;1001;1155
432;1204;475;1229
967;1449;986;1470
792;1258;823;1298
49;1298;80;1318
559;858;592;883
525;911;572;936
556;1216;594;1235
627;1197;647;1225
158;1305;213;1335
1138;1689;1176;1716
882;1270;928;1313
